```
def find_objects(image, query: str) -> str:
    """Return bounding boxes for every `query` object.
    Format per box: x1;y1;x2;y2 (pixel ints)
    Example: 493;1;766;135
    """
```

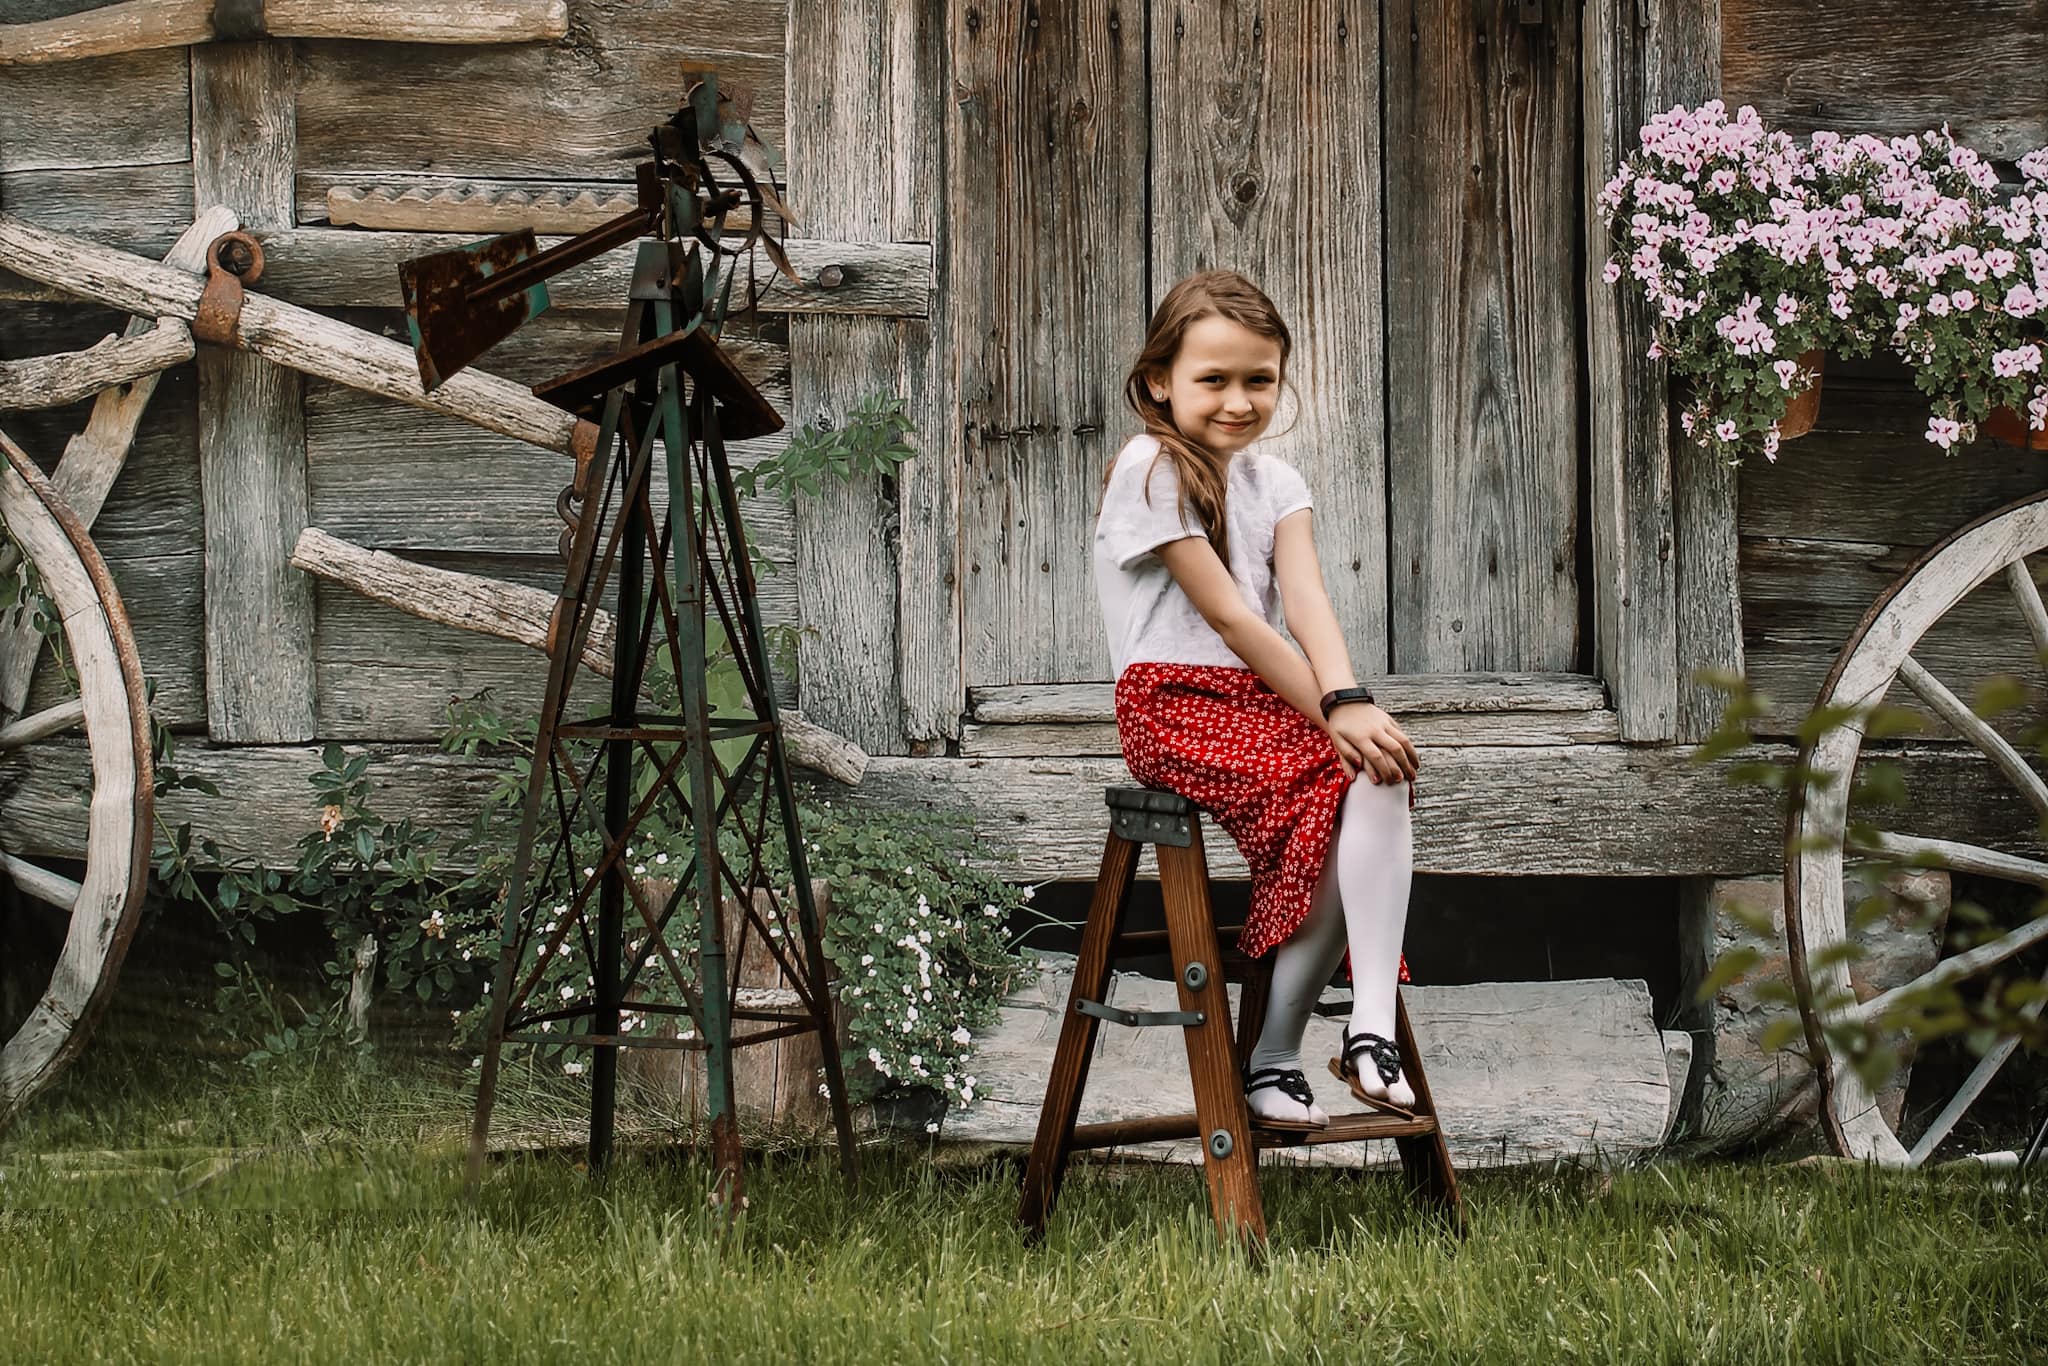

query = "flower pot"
1982;404;2048;451
1776;348;1825;441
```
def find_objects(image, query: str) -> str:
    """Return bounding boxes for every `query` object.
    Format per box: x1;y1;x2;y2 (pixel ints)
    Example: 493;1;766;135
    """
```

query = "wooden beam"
193;41;314;743
787;0;951;757
0;0;569;66
1583;0;1680;741
287;527;870;785
967;673;1613;723
6;738;2036;882
1650;0;1737;743
0;319;191;410
249;227;931;318
0;213;585;455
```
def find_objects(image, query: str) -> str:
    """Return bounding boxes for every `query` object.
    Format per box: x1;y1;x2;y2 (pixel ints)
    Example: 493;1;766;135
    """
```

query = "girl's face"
1148;314;1284;456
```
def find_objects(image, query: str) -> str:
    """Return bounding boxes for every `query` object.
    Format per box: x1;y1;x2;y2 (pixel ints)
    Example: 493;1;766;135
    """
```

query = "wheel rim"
0;431;153;1127
1786;486;2048;1166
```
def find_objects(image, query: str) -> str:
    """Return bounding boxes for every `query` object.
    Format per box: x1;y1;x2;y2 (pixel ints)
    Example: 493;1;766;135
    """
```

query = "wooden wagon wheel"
1786;485;2048;1166
0;429;152;1127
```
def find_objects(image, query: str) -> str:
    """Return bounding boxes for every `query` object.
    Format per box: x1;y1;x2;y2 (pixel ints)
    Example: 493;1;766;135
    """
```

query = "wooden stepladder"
1017;787;1464;1250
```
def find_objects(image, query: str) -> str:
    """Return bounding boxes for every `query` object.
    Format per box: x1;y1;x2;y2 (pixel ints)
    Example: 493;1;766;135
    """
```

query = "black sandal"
1242;1064;1327;1132
1327;1025;1418;1121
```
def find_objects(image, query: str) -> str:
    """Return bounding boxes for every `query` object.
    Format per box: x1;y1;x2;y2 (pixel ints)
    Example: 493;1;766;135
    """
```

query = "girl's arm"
1273;508;1420;783
1155;535;1327;723
1270;508;1357;693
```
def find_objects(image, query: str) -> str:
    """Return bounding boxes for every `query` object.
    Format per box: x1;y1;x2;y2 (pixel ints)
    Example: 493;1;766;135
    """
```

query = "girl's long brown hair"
1102;270;1293;571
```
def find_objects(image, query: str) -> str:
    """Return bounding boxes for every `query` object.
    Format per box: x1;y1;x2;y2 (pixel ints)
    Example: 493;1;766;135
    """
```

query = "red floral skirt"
1114;661;1410;980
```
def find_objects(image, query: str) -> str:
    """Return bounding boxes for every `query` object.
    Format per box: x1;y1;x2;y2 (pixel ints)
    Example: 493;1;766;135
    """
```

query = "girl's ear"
1144;366;1170;403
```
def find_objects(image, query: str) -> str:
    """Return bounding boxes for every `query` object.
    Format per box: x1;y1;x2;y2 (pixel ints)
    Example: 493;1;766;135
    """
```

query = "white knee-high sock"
1336;776;1414;1044
1246;848;1347;1076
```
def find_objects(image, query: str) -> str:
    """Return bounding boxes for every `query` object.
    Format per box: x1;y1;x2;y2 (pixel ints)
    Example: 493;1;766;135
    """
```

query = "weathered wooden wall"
3;0;2046;894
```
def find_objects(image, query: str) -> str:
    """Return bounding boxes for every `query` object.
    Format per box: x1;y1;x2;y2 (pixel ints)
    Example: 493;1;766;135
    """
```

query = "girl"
1092;269;1421;1131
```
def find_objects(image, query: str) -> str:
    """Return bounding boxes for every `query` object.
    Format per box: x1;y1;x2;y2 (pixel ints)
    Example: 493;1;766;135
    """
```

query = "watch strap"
1319;686;1375;719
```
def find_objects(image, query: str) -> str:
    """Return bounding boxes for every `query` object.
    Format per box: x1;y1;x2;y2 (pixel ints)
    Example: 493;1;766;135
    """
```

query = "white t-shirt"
1092;433;1314;678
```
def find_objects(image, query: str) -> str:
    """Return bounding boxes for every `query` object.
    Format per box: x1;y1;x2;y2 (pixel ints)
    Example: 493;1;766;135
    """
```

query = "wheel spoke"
1896;653;2048;824
0;697;85;751
1855;913;2048;1022
1850;829;2048;889
2004;559;2048;669
0;850;79;910
1905;957;2048;1165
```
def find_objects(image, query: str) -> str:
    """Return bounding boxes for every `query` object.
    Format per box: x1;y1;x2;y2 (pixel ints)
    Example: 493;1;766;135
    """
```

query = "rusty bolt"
816;264;846;289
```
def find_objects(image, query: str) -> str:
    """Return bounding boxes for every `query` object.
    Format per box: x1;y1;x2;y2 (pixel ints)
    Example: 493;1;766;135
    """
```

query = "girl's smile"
1148;314;1284;455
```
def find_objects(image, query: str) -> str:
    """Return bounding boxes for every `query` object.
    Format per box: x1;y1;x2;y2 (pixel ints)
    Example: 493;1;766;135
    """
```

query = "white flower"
951;1025;972;1045
861;954;874;966
924;1120;940;1134
563;1060;585;1076
655;852;669;865
1021;886;1034;901
909;1055;922;1068
559;984;576;1001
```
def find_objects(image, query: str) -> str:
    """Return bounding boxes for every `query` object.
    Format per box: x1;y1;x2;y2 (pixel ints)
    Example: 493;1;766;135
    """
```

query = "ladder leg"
1390;989;1465;1235
1158;827;1267;1253
1017;831;1138;1240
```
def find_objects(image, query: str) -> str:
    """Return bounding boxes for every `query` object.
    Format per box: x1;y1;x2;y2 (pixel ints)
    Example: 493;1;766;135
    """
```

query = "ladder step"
1069;1109;1437;1151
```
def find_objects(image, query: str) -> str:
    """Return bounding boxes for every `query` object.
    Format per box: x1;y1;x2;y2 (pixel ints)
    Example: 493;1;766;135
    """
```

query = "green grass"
4;1048;2046;1364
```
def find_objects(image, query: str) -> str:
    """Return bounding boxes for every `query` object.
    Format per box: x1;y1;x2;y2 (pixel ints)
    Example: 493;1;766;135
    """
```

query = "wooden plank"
293;3;786;183
1647;0;1735;742
0;0;569;65
953;969;1685;1168
301;331;795;562
0;162;196;301
1739;391;2048;549
0;48;188;172
952;0;1147;689
968;672;1611;722
1741;534;2048;740
1150;0;1386;674
957;708;1621;757
193;42;314;743
9;735;2035;882
246;227;930;318
888;0;959;750
322;180;650;234
306;549;798;741
1722;0;2048;163
1384;0;1581;674
787;0;945;758
1583;0;1678;741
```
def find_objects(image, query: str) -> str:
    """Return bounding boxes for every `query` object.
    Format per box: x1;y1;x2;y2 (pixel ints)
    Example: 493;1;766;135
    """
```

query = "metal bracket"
191;231;264;348
212;0;267;43
1105;787;1193;847
1075;997;1203;1029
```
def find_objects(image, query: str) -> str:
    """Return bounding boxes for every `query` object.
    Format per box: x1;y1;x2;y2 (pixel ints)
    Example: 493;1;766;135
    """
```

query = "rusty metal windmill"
397;73;857;1205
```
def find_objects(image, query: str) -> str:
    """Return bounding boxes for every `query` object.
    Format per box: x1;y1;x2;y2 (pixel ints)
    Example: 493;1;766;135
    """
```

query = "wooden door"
948;0;1586;691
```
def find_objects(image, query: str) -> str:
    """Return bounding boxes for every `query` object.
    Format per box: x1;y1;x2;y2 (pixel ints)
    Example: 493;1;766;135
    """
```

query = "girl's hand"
1326;703;1419;785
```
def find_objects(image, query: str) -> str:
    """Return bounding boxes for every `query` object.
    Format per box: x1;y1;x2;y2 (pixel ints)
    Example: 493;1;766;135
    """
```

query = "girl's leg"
1336;775;1416;1109
1243;829;1349;1125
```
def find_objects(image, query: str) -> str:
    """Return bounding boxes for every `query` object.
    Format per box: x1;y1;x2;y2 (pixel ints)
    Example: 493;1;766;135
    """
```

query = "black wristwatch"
1319;686;1376;719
